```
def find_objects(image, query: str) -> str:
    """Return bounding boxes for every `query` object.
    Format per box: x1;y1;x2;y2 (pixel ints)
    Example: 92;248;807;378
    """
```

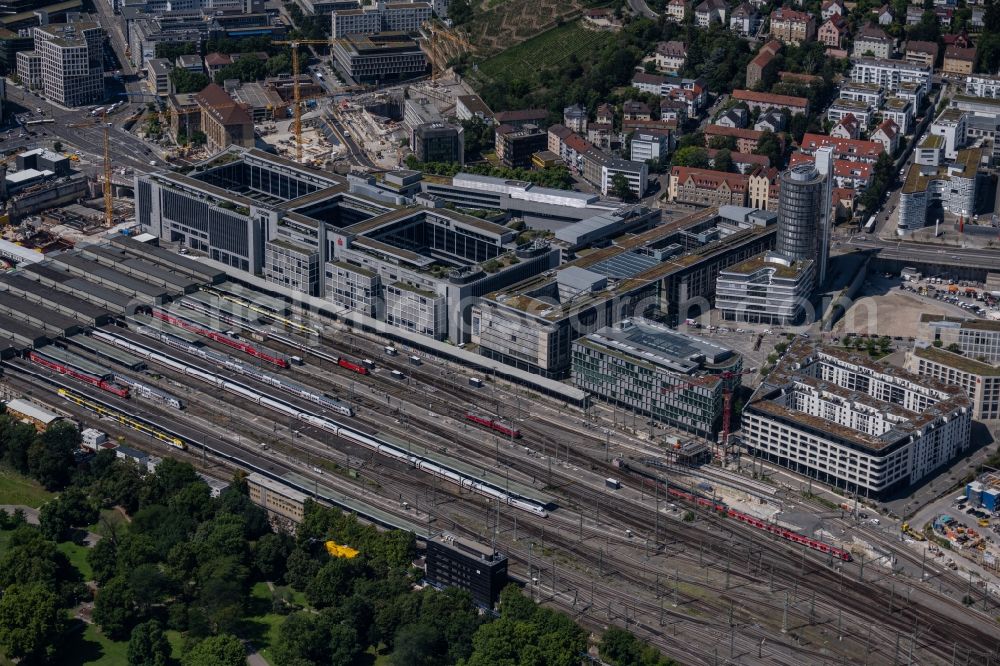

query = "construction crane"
68;112;114;227
658;368;756;459
273;39;333;162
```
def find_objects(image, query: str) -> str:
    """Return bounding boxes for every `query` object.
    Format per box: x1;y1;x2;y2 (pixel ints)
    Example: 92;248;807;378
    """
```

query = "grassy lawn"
244;582;291;666
476;21;613;81
57;541;94;581
86;508;129;540
57;621;128;666
0;468;53;508
165;629;185;661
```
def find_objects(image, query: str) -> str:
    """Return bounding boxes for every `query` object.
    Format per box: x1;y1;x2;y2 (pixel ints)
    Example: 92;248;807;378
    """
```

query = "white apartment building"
743;342;972;496
33;22;105;107
827;99;874;131
882;97;914;135
838;81;884;109
850;57;931;94
331;0;431;38
630;131;670;162
930;108;968;159
966;74;1000;99
715;253;815;325
906;345;1000;421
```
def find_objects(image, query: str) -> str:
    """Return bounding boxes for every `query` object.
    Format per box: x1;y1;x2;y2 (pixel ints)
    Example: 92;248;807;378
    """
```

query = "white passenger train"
92;328;548;517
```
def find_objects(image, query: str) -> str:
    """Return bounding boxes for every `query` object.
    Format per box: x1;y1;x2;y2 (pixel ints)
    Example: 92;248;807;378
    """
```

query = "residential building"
830;114;860;139
495;124;546;169
730;3;760;36
704;125;765;154
572;318;743;438
654;40;686;74
587;122;615;151
582;149;649;197
631;131;671;162
563;103;588;133
943;45;977;75
965;74;1000;99
799;133;885;163
850;57;931;93
827;98;874;131
146;57;172;97
695;0;727;26
622;99;652;121
871;118;900;155
838;81;885;109
852;22;894;59
770;8;816;46
246;473;308;526
746;40;781;89
330;1;431;38
917;314;1000;365
898;147;981;233
194;83;253;153
709;149;770;174
33;21;104;107
166;92;200;142
716;108;748;128
881;97;913;135
493;109;548;130
205;52;233;76
715;252;815;324
455;95;494;124
732;89;809;115
748;166;779;210
904;40;938;68
425;533;508;608
175;54;202;73
821;0;844;21
894;80;926;109
668;167;749;207
819;15;849;48
332;32;426;83
742;342;972;496
874;4;893;25
596;103;614;125
666;0;688;22
412;122;464;165
930;107;968;159
906;344;1000;421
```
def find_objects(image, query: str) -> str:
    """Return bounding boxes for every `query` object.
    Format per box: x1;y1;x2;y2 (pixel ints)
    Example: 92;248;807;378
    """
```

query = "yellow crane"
68;112;114;227
272;39;333;162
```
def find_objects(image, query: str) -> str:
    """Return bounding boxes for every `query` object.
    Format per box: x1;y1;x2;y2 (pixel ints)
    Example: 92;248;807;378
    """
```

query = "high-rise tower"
776;146;833;287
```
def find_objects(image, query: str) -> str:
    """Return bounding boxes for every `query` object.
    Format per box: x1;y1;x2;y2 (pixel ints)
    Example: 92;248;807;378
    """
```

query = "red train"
28;351;130;398
618;461;853;562
337;357;369;375
151;310;290;369
465;413;521;439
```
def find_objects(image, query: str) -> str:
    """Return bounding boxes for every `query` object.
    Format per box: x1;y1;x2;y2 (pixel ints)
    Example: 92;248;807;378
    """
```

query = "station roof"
0;274;110;324
51;253;171;299
0;312;49;348
110;235;225;283
0;290;80;335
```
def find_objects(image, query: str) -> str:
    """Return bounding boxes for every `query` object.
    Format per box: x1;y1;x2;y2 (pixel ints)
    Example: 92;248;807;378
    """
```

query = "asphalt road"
844;236;1000;267
627;0;659;19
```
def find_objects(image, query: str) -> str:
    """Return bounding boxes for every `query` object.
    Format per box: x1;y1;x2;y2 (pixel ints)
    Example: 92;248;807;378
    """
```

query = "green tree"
713;148;734;173
127;619;170;666
610;173;635;201
753;130;783;168
671;145;710;168
272;612;331;664
253;532;290;580
0;583;66;662
708;135;737;150
460;116;495;160
88;537;119;585
27;421;79;490
182;633;246;666
93;575;137;640
390;623;441;666
306;557;360;608
947;342;963;354
449;0;473;24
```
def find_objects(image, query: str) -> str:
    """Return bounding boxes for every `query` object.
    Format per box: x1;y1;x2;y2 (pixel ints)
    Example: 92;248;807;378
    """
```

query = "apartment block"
906;345;1000;421
849;57;931;94
769;8;815;45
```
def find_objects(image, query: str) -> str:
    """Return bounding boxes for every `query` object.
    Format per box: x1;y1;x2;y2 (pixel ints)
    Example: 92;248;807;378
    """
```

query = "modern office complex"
33;20;104;107
136;149;558;343
743;342;972;496
775;147;833;285
906;344;1000;421
331;0;430;38
472;208;776;378
572;318;742;438
332;32;426;83
898;147;981;233
715;252;815;324
917;315;1000;364
411;122;464;165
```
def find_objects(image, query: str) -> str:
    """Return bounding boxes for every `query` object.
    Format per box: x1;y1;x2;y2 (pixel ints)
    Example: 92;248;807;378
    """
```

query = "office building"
776;146;833;286
33;20;104;107
572;318;742;438
715;252;815;324
898;148;981;234
906;344;1000;421
412;122;464;165
742;341;972;496
15;49;41;89
425;533;508;607
582;149;648;198
331;0;431;38
146;57;172;96
246;473;308;526
495;124;546;169
917;315;1000;365
333;32;426;83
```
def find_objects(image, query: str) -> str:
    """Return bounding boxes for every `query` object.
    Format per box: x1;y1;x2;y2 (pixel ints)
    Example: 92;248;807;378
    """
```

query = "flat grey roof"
0;290;80;334
0;312;48;347
80;246;198;292
0;274;109;323
584;317;737;372
51;254;170;299
110;235;225;283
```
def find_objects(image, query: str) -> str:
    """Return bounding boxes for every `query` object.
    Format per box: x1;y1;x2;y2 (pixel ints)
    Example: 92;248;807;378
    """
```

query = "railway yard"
0;237;997;665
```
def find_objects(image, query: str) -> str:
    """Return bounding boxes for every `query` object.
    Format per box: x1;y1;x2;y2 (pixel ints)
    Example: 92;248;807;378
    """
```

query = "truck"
605;478;621;490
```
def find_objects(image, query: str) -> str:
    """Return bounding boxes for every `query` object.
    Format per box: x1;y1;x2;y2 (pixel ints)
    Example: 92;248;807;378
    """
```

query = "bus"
863;215;877;234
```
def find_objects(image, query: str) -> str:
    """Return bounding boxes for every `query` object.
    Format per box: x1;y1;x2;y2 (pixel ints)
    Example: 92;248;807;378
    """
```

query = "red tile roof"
799;133;884;161
732;89;809;110
671;167;749;192
945;45;977;62
705;124;764;141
